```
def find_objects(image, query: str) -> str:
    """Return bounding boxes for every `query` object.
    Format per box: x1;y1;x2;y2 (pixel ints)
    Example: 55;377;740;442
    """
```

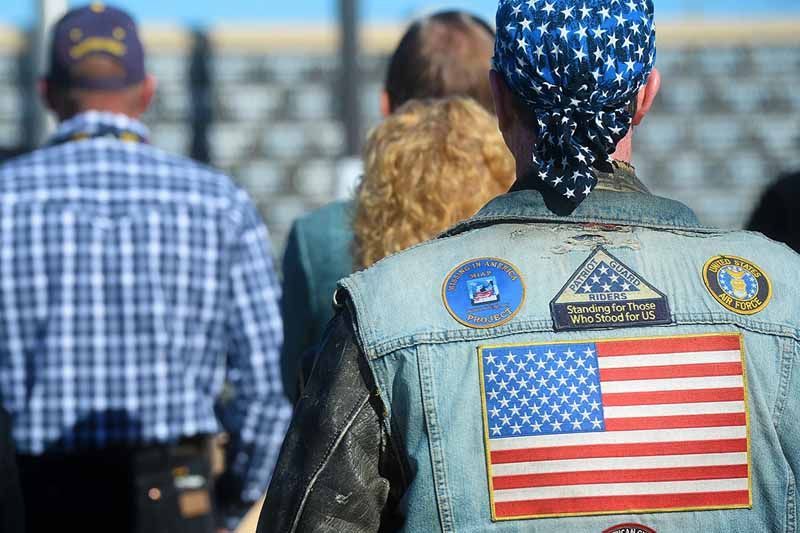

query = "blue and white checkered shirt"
0;111;291;523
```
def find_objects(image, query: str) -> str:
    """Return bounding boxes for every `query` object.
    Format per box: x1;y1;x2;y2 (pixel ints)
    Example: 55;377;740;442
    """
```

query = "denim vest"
340;189;800;533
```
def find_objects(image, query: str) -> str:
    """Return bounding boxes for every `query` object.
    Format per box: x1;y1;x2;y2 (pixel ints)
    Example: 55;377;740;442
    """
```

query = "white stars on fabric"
494;0;656;203
482;343;605;438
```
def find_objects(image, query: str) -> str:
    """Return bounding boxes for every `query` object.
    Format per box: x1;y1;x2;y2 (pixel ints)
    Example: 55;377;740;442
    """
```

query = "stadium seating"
0;87;16;120
149;123;190;158
1;25;799;258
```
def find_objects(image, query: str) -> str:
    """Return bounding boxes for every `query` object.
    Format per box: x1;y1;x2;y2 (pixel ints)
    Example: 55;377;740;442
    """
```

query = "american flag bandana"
493;0;656;203
479;333;750;521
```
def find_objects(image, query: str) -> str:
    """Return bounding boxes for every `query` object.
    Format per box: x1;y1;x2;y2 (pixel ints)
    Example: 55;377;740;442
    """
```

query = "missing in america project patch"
550;247;671;331
442;257;525;329
477;333;751;521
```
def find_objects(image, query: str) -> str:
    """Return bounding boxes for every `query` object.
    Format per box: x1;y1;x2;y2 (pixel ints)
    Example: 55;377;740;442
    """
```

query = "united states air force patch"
703;255;771;315
442;257;525;329
550;247;671;331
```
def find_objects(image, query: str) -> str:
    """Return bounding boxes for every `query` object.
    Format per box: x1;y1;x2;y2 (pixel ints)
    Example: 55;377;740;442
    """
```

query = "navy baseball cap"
46;3;145;90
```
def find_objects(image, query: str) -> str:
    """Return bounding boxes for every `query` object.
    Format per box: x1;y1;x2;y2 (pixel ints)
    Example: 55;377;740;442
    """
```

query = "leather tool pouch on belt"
131;438;215;533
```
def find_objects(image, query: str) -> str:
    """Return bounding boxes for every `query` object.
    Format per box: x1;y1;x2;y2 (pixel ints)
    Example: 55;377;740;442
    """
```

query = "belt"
18;434;212;465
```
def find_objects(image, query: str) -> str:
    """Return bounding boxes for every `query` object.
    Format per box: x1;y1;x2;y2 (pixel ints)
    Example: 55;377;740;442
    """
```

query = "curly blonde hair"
353;97;515;269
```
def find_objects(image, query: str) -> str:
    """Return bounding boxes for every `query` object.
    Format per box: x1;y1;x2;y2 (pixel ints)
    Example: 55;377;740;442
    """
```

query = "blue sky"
3;0;799;26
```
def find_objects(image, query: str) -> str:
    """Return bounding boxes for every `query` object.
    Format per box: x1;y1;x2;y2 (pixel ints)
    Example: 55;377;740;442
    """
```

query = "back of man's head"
384;10;496;114
42;3;154;121
491;0;657;204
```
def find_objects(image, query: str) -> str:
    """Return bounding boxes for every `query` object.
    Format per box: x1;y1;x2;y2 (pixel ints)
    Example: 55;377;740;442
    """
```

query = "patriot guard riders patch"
702;255;771;315
442;257;525;329
477;333;751;521
550;247;670;331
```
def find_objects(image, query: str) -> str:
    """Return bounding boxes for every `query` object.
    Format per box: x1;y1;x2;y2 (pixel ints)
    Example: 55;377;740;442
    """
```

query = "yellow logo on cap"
69;28;83;42
113;27;126;40
90;3;105;13
69;38;127;59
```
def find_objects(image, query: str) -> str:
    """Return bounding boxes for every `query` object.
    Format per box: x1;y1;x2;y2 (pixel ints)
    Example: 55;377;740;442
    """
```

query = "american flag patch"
478;333;751;521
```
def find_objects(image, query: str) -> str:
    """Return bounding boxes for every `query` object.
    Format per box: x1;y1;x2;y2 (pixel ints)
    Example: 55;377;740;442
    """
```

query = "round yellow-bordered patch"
441;257;526;329
702;255;772;315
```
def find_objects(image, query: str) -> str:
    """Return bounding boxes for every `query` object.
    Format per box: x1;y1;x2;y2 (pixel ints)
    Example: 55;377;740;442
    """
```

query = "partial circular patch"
442;257;525;329
702;255;771;315
602;524;656;533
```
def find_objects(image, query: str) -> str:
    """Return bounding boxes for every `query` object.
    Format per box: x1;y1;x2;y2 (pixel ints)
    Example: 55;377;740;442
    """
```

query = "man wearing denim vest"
258;1;800;532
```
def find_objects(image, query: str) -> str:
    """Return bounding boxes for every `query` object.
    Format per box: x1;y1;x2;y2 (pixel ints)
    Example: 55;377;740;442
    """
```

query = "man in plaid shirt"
0;4;290;532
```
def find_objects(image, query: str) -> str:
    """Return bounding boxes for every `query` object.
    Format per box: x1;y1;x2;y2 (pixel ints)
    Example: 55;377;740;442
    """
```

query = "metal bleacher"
206;23;800;245
637;42;800;229
1;22;800;259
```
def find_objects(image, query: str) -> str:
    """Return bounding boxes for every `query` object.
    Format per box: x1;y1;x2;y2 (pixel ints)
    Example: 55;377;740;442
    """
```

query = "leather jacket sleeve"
257;306;406;533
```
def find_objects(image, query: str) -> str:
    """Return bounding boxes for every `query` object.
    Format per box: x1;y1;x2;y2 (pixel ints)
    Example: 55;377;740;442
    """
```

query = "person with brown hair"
381;11;496;114
353;97;514;269
279;10;497;402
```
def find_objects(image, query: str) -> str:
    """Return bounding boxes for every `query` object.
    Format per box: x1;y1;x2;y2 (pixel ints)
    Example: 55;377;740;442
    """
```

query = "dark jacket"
747;171;800;253
258;309;402;533
280;200;355;402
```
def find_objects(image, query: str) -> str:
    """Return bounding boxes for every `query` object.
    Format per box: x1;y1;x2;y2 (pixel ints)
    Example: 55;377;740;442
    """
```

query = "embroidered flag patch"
550;247;671;331
478;333;751;521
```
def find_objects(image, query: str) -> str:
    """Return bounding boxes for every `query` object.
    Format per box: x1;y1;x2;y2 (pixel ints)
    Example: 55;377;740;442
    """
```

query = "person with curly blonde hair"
278;12;498;403
353;97;515;269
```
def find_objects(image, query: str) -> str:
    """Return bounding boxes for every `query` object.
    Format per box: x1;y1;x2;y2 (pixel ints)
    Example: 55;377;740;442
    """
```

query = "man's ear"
39;78;71;121
39;79;56;113
379;90;391;117
632;67;660;126
136;74;157;117
489;69;513;136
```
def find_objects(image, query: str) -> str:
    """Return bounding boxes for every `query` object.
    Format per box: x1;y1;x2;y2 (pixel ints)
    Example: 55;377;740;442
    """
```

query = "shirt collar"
49;110;150;146
443;166;706;238
595;161;650;194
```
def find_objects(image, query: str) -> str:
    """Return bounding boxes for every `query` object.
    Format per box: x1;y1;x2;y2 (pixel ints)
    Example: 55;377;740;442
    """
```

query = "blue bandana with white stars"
493;0;656;203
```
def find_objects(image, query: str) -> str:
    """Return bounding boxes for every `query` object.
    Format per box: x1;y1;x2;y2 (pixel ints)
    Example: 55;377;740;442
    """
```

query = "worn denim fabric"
280;199;355;400
340;189;800;533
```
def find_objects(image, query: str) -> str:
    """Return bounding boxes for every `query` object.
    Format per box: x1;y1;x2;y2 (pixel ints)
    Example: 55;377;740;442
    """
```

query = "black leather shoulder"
258;308;405;533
